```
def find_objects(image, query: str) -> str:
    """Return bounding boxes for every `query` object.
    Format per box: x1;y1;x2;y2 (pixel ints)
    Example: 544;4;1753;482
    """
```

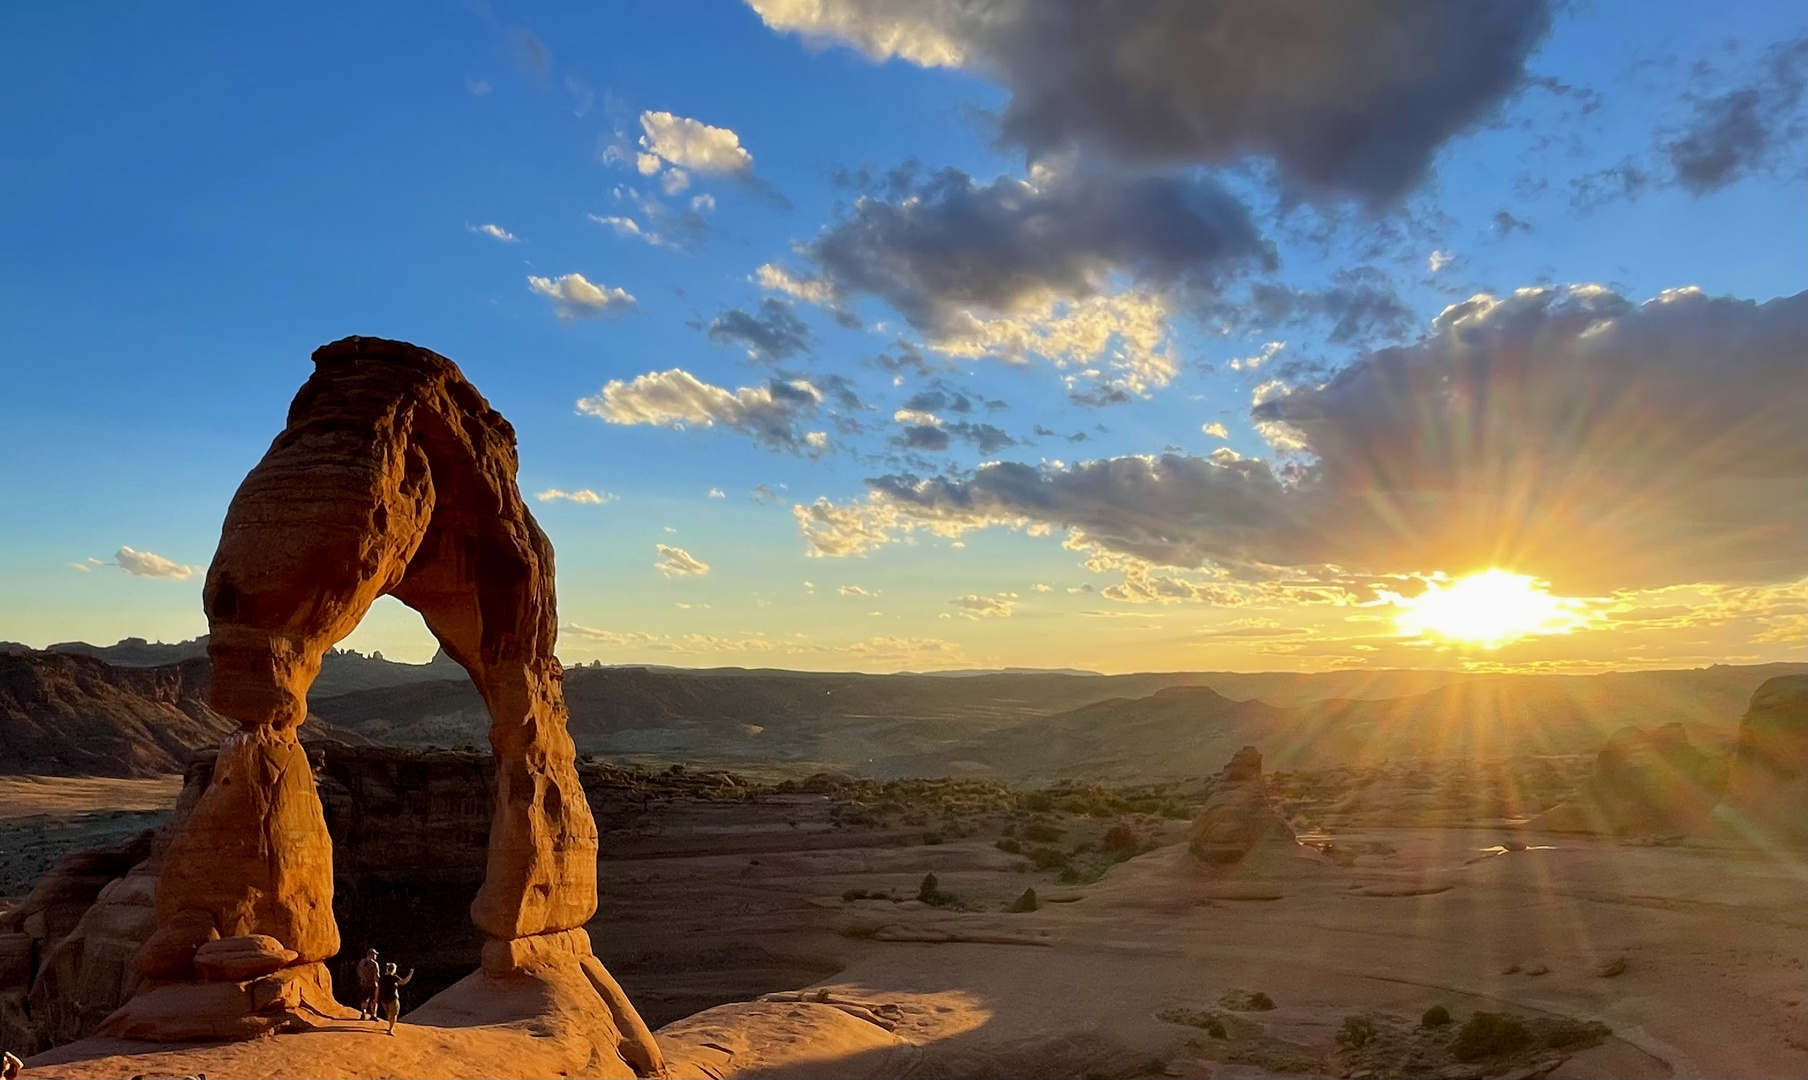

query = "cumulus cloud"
748;0;1552;205
1202;422;1229;439
950;592;1017;618
114;546;196;580
635;110;790;208
784;166;1268;399
527;273;636;318
794;285;1808;594
707;298;813;362
470;223;518;242
536;488;617;505
654;543;711;577
578;368;827;455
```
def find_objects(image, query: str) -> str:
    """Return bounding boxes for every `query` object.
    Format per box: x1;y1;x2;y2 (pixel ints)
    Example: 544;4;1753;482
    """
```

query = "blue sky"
2;1;1804;673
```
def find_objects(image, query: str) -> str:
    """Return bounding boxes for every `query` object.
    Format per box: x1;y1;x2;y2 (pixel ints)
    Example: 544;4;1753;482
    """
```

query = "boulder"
1704;674;1808;849
1527;723;1721;836
193;935;297;981
1187;746;1298;865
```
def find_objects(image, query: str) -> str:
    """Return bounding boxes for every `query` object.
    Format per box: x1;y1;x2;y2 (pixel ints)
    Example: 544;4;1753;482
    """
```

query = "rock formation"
1186;746;1297;865
1703;674;1808;850
96;337;661;1074
1526;723;1723;836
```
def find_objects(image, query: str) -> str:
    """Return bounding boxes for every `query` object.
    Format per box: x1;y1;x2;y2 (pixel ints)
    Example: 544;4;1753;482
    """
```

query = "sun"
1387;569;1593;649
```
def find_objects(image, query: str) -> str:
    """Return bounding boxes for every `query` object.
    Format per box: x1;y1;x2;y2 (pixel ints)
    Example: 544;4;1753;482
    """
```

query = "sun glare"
1388;569;1593;649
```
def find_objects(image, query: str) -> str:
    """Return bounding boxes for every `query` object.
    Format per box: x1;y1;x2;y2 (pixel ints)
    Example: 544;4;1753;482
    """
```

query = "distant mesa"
89;336;662;1077
1186;745;1298;866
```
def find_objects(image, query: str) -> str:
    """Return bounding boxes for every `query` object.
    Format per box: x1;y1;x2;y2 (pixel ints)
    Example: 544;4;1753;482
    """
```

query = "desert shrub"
916;873;955;906
1007;887;1038;912
1220;989;1274;1011
1058;863;1108;885
841;888;870;901
812;987;832;1003
1159;803;1192;820
1100;824;1140;852
1450;1012;1533;1062
1336;1016;1379;1050
995;837;1023;854
1204;1018;1227;1040
1022;820;1065;843
1022;791;1055;812
1421;1005;1453;1028
921;832;944;845
1027;846;1070;871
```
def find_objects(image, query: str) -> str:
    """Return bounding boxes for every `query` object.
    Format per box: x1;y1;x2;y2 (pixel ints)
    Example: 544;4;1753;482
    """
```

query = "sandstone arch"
102;338;661;1075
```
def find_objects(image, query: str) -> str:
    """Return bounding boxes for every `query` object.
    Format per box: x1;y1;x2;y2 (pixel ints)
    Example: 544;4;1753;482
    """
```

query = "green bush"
1022;820;1065;843
995;837;1023;854
1450;1012;1533;1062
1336;1016;1379;1050
1220;989;1274;1011
1028;846;1070;870
1204;1018;1228;1040
1421;1005;1452;1028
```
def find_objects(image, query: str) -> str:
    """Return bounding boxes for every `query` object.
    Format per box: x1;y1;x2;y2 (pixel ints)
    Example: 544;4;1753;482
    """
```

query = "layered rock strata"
96;337;659;1074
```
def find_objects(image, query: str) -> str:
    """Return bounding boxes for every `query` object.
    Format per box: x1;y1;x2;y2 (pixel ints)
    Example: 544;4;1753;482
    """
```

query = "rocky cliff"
0;653;232;778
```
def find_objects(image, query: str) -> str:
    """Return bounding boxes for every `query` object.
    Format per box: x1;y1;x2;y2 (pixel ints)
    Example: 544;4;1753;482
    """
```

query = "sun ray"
1384;570;1595;649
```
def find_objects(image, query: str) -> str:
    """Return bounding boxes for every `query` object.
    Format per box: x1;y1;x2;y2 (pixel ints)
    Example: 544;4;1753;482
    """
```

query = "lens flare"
1387;569;1593;649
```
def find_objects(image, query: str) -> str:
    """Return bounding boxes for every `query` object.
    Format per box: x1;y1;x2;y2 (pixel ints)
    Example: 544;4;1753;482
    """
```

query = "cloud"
1240;269;1415;347
1666;39;1807;195
707;298;813;362
1428;250;1454;274
950;592;1017;618
1572;39;1808;210
114;546;196;580
1202;422;1229;439
654;543;711;577
794;285;1808;594
514;28;551;77
786;166;1268;398
465;77;493;97
578;368;827;454
471;223;517;242
535;488;617;505
635;110;790;208
708;488;727;498
748;0;1552;205
838;584;878;597
527;273;636;318
589;213;669;249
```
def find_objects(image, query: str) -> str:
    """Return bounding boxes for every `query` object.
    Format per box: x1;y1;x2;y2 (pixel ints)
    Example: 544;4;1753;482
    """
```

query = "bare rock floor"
22;824;1806;1079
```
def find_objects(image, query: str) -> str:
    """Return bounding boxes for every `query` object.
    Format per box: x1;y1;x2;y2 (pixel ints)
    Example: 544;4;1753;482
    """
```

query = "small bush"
995;837;1023;854
841;888;869;902
1028;845;1070;871
1007;887;1038;912
922;832;945;845
1450;1012;1534;1062
1220;989;1274;1011
1336;1015;1379;1050
1023;820;1065;843
1100;824;1140;852
1204;1018;1228;1040
1421;1004;1453;1028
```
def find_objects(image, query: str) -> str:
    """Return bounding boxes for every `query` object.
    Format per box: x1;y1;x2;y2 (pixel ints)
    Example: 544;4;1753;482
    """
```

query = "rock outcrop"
1703;674;1808;850
1186;746;1298;865
97;337;660;1074
0;653;233;777
1526;723;1723;836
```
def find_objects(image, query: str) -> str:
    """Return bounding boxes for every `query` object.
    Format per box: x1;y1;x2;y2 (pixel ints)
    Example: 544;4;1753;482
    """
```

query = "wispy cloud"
654;543;711;577
535;488;616;505
470;222;517;242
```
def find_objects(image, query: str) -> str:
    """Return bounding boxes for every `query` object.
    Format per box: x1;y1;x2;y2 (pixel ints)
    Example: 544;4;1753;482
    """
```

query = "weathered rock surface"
105;336;648;1068
0;653;232;778
1704;674;1808;849
1186;746;1298;865
1527;723;1723;836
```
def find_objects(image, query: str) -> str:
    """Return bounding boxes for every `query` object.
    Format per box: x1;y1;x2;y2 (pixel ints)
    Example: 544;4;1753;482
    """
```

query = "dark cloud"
890;419;1015;455
1492;209;1535;236
893;425;950;452
814;286;1808;593
1667;39;1808;195
805;166;1272;335
708;298;812;362
902;385;975;414
752;0;1552;205
514;28;551;77
1242;268;1415;346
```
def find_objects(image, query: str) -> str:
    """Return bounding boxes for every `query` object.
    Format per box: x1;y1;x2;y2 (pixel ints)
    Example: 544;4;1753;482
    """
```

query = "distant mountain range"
3;637;1797;782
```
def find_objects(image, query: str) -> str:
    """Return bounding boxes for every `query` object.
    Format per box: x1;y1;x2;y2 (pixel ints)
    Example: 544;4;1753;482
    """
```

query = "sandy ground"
21;823;1806;1079
0;776;181;899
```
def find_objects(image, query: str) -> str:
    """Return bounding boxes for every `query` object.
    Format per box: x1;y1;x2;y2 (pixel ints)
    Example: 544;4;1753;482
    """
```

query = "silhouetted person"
355;948;381;1019
376;962;414;1036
